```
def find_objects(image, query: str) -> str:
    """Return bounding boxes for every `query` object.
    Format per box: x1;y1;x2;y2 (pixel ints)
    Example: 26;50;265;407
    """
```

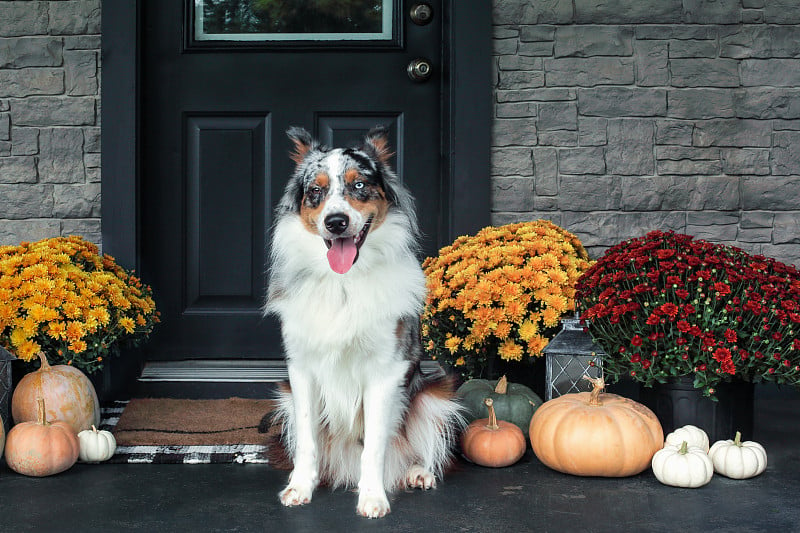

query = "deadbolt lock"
410;3;433;25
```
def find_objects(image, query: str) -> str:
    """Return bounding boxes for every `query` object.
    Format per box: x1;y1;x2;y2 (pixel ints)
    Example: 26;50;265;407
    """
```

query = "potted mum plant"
575;230;800;439
421;220;593;381
0;236;159;376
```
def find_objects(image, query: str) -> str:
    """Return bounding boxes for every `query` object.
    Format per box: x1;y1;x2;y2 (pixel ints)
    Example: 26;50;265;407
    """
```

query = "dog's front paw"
279;484;314;507
406;465;437;490
356;490;391;519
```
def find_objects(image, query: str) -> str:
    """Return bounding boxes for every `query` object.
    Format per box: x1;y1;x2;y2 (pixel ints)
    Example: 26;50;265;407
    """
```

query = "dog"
265;127;464;518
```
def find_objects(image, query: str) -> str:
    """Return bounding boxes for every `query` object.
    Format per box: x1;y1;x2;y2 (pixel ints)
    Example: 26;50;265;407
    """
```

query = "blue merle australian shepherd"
265;127;463;518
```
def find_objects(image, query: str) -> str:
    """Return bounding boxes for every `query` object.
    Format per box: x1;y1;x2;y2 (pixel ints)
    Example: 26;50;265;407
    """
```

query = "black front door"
140;1;444;360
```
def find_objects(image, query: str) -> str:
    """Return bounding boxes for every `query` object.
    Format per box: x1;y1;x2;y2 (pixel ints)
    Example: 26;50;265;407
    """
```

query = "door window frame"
101;0;491;272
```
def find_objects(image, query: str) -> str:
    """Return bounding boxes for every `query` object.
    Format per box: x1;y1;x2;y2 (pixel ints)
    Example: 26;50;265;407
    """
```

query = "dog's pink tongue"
327;238;358;274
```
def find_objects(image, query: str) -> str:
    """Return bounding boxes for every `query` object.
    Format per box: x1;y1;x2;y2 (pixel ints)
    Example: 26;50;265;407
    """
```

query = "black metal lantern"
543;316;605;401
0;346;15;434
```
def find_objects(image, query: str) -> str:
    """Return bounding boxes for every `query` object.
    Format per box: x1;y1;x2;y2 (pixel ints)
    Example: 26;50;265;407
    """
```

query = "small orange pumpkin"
5;398;80;477
529;377;663;477
461;398;526;468
12;352;100;433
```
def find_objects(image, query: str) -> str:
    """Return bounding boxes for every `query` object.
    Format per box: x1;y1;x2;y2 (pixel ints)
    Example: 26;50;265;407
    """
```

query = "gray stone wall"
492;0;800;266
0;0;101;246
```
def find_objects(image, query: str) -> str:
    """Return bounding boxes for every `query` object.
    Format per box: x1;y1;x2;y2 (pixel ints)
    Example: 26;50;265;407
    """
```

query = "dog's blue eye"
354;182;365;190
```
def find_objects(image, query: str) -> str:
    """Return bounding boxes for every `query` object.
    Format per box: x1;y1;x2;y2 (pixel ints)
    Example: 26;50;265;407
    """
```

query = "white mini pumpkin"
708;431;767;479
77;425;117;463
651;441;714;488
664;424;709;452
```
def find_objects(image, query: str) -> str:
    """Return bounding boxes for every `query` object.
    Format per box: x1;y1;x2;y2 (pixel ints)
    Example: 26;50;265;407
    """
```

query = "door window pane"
195;0;393;41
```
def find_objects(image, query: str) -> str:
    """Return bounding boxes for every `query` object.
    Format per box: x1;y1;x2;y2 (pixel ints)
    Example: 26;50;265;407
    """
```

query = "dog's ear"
363;126;394;166
287;127;316;165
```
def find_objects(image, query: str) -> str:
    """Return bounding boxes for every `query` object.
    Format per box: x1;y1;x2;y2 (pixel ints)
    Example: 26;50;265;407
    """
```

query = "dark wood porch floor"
2;389;798;532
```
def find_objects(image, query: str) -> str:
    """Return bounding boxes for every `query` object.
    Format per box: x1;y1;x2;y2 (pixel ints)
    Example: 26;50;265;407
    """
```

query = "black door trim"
101;0;491;272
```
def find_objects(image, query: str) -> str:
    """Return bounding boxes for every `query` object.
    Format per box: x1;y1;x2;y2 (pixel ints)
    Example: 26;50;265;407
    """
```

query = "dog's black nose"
324;213;349;235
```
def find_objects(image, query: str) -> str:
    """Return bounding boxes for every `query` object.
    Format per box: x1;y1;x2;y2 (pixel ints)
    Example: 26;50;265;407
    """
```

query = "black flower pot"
639;376;754;443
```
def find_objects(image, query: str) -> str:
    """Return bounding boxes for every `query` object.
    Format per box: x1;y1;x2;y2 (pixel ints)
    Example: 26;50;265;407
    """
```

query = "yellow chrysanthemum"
444;336;462;354
498;339;524;362
119;317;136;334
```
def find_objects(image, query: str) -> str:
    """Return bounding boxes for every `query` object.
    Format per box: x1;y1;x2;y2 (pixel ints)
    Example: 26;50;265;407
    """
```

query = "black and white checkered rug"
100;401;270;464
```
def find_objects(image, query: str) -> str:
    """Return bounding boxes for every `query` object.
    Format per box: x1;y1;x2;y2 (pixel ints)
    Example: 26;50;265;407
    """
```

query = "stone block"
742;176;800;210
763;0;800;24
579;88;667;117
61;219;102;244
496;89;576;103
53;183;101;218
0;112;7;140
493;38;518;56
491;211;564;227
636;26;717;40
657;159;722;176
737;227;773;243
759;244;799;267
574;0;682;23
38;128;85;183
498;71;545;90
533;147;558;195
578;118;607;146
0;184;54;218
519;26;556;42
493;119;537;147
86;166;101;183
686;213;740;242
554;26;633;57
670;59;740;88
537;102;577;131
11;97;95;127
48;0;101;35
734;88;800;119
772;131;800;176
11;127;39;156
770;26;800;58
83;127;100;152
65;50;98;96
742;0;764;7
668;40;717;58
0;2;48;37
655;120;693;146
562;211;686;249
682;0;742;24
0;141;8;156
537;130;577;146
64;35;102;50
493;177;534;212
0;219;60;246
0;156;37;183
496;102;537;118
492;147;533;176
740;211;774;229
559;175;620;210
83;153;101;169
518;41;554;56
493;0;574;25
741;59;800;87
686;177;740;210
606;119;654;175
721;148;770;175
693;119;771;147
545;57;635;86
0;36;62;68
635;40;669;87
498;55;543;71
742;9;764;23
773;120;800;131
621;176;691;211
0;69;64;97
558;147;605;175
719;26;773;59
773;213;800;244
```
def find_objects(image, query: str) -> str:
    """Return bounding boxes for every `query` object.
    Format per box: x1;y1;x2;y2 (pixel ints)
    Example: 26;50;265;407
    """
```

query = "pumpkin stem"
484;398;499;430
36;397;50;426
36;351;51;371
734;431;742;446
92;425;98;433
583;375;605;406
494;375;508;395
678;441;689;454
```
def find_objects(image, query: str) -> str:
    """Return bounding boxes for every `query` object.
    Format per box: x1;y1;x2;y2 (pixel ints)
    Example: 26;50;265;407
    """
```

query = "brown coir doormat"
105;398;277;464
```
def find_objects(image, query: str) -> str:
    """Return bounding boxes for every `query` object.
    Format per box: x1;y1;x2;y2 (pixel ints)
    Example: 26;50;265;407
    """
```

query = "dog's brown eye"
310;186;322;194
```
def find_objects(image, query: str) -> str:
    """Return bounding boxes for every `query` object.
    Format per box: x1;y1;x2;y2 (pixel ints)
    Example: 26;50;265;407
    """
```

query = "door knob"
407;58;433;82
410;3;433;25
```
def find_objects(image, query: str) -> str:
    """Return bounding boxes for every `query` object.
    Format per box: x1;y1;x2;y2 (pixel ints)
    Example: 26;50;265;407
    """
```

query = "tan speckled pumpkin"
12;352;100;433
529;377;663;477
5;398;80;477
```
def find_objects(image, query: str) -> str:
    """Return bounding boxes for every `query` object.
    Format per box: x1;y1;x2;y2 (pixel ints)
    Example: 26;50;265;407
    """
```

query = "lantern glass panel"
543;317;605;401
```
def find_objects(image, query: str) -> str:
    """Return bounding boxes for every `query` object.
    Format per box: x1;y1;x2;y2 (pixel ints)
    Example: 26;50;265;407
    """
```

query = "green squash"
457;375;542;439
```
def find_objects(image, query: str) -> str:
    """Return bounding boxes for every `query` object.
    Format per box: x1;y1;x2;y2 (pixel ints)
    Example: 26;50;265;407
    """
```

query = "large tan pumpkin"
5;398;80;477
12;352;100;433
529;377;663;477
